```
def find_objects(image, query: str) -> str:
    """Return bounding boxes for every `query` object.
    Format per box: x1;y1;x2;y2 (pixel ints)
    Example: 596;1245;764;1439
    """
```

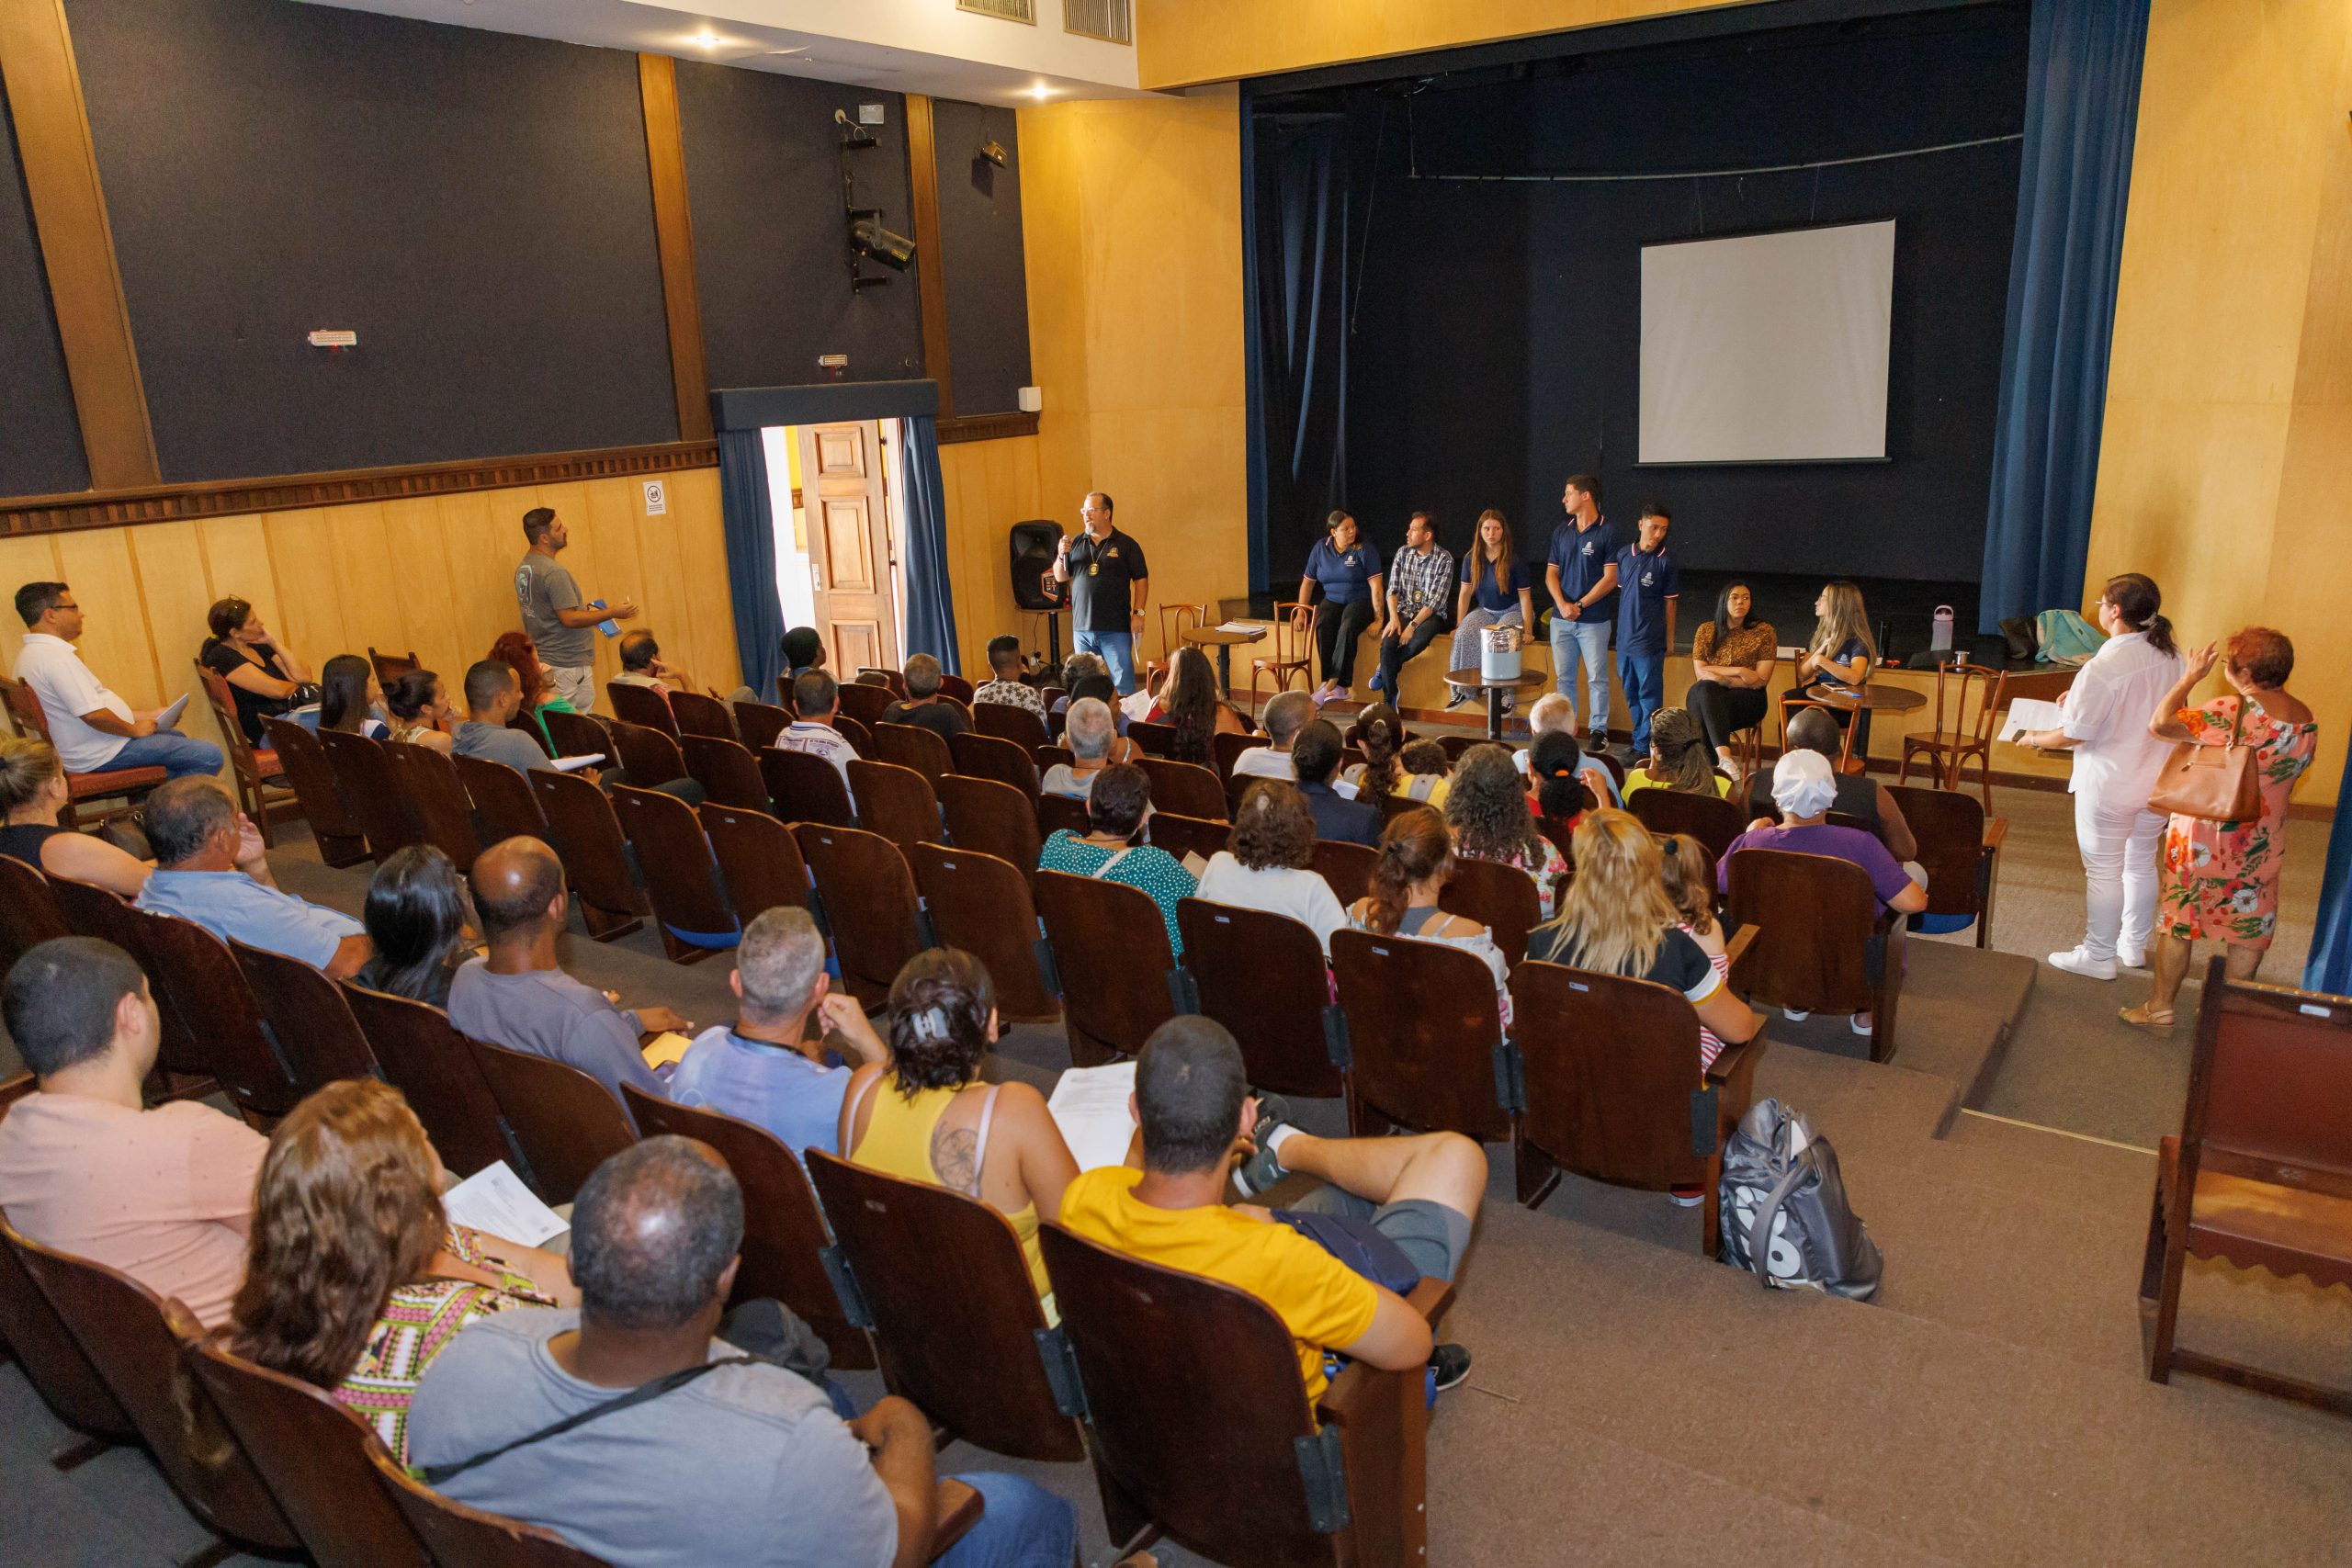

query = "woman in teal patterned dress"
2122;628;2317;1030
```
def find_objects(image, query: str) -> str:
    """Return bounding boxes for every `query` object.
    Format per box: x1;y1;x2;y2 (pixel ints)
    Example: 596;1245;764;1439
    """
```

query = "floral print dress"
2155;696;2318;949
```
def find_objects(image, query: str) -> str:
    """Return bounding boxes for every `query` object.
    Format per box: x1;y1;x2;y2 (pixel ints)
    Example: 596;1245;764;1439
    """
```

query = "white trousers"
547;664;598;714
2074;785;2165;961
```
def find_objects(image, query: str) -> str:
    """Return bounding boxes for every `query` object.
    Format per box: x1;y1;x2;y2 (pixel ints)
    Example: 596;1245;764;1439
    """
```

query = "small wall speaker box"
1017;386;1043;413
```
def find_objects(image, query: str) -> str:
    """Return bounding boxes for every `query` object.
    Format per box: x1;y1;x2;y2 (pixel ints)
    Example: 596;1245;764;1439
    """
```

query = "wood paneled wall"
0;469;737;760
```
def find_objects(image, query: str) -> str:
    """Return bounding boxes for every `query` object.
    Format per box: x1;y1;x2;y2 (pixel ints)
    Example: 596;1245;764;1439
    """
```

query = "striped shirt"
1387;544;1456;622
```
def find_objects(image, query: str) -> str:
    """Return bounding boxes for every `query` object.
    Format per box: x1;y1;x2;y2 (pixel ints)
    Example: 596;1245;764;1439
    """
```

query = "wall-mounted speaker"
1010;521;1067;612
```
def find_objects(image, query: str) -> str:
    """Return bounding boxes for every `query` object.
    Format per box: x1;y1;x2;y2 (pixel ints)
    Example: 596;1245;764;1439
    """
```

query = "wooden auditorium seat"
1144;811;1227;866
607;720;687;789
467;1038;637;1205
948;729;1041;800
1437;855;1542;968
1211;729;1267;783
1178;899;1345;1099
794;823;925;1010
1627;787;1747;866
1140;758;1227;820
1035;792;1091;840
381;739;485;874
263;717;373;867
1725;848;1906;1063
453;751;550;847
834;680;893;728
678;732;771;811
1035;869;1181;1066
1886;783;2007;949
340;983;529;1183
732;698;792;751
910;843;1061;1023
43;876;214;1093
846;759;945;856
869;721;953;788
0;850;71;973
229;936;380;1095
608;783;741;962
669;688;737;739
972;700;1049;753
542;709;610;763
605;679;680;736
760;748;857;829
1125;718;1176;758
134;909;303;1122
937;773;1043;878
526;768;650;942
1331;929;1515;1145
700;803;813;925
369;1445;611;1568
318;728;422;861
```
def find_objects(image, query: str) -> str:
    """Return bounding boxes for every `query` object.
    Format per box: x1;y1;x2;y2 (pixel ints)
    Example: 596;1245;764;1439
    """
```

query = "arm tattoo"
931;1122;981;1197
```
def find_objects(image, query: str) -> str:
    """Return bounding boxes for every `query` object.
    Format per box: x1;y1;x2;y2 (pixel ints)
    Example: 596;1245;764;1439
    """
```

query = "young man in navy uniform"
1612;505;1679;755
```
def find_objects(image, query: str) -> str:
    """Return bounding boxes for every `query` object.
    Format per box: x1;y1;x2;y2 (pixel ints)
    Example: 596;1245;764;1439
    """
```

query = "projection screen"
1638;220;1894;464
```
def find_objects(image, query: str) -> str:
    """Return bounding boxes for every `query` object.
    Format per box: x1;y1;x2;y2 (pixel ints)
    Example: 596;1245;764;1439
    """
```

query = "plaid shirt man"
1387;543;1456;624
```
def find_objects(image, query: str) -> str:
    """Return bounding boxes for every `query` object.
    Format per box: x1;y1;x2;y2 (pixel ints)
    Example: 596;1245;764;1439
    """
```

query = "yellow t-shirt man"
1057;1166;1378;1400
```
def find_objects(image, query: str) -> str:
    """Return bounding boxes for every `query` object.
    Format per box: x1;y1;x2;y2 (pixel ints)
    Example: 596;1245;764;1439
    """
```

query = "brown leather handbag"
2148;700;2264;822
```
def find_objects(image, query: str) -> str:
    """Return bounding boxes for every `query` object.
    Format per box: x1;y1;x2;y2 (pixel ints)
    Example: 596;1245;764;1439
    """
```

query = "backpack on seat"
1717;1098;1881;1301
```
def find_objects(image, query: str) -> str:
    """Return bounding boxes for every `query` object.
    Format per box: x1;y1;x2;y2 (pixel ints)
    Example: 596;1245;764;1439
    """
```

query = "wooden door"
799;423;898;674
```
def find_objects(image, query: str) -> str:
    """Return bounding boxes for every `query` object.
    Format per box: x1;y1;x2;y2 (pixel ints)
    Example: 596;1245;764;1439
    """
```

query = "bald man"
446;837;692;1105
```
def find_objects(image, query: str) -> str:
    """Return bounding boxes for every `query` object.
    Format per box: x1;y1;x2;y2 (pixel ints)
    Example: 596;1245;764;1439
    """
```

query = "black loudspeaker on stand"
1010;520;1067;668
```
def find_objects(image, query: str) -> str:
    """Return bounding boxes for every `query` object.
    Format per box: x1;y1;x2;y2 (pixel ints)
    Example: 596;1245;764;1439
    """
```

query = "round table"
1800;683;1926;772
1182;626;1266;696
1447;666;1547;742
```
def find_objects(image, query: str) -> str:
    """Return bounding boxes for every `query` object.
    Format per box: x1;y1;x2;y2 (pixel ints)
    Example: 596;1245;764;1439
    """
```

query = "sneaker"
1666;1185;1705;1207
1231;1096;1296;1198
1428;1343;1472;1393
2049;946;2118;981
1782;1007;1811;1021
2117;944;2148;969
1444;688;1476;711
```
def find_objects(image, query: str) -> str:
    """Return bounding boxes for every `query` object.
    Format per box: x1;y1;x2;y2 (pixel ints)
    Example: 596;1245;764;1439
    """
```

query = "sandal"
2119;1003;2176;1031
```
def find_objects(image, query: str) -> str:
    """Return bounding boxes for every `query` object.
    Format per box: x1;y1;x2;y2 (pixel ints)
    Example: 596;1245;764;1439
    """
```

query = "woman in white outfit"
2015;574;2185;980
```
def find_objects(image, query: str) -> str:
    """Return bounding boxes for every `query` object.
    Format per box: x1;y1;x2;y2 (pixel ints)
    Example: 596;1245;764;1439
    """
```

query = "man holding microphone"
1052;491;1149;694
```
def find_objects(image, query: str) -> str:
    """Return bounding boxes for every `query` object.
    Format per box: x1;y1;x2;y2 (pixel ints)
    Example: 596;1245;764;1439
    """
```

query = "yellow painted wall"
0;468;738;760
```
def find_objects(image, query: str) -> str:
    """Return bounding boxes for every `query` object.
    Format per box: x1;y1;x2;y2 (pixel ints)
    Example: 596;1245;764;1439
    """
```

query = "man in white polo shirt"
12;581;221;780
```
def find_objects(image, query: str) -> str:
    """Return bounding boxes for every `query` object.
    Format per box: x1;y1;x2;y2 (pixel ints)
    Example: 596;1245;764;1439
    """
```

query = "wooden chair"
1510;955;1765;1241
1885;783;2006;949
806;1151;1085;1461
669;688;737;739
610;784;741;962
12;1235;300;1562
1040;1220;1453;1568
2142;961;2352;1415
1126;718;1177;758
44;875;214;1087
1036;792;1091;840
1898;664;2075;809
1141;757;1227;819
1437;734;1484;765
1035;868;1182;1066
948;729;1041;800
0;1201;135;1472
368;647;421;683
1147;811;1228;865
870;721;954;788
701;803;813;923
835;680;894;728
528;768;650;942
1212;729;1267;783
939;773;1043;878
370;1445;612;1568
795;823;925;1009
1311;838;1378;908
231;937;380;1093
1438;855;1542;968
1331;929;1515;1144
542;708;610;762
1158;602;1209;664
835;713;873;753
182;1337;435;1568
680;733;771;811
1725;848;1906;1063
855;667;909;696
606;679;680;736
973;700;1049;753
608;720;687;788
0;673;166;830
938;671;975;704
1626;786;1747;865
469;1038;637;1204
0;850;71;973
1248;602;1315;711
318;728;421;860
512;711;559;759
1179;900;1344;1098
383;739;485;874
453;751;550;847
342;983;529;1181
623;1088;875;1370
194;663;297;845
137;910;303;1121
760;747;857;829
263;717;373;867
1037;742;1076;774
911;843;1061;1022
733;698;792;751
848;759;945;855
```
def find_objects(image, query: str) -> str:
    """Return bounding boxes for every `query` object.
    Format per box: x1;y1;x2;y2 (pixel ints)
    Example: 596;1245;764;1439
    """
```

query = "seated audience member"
1525;730;1598;839
1622;706;1730;798
971;635;1045;717
222;1077;576;1465
1512;693;1621;806
1041;697;1121;799
670;908;888;1157
1656;832;1736;1070
1232;690;1313;782
1054;651;1109;712
1721;750;1928;920
1396;738;1453;807
878;653;971;741
1058;1016;1481;1398
1740;706;1917;863
1342;703;1407;798
1195;782;1351;954
136;778;372;978
316;653;390;739
1530;810;1764;1083
453;660;564;773
839;949;1080;1310
384;670;457;753
1293;719;1378;845
0;937;265;1327
355;845;474;1008
490;631;575;749
1445;744;1568;917
447;837;686;1104
775;670;862;810
198;595;313;747
613;630;695;696
1153;646;1248;764
0;736;151;896
1066;672;1137;745
1037;762;1197;956
781;626;828;684
1347;808;1510;1021
408;1137;1080;1568
1685;580;1778;767
12;580;222;780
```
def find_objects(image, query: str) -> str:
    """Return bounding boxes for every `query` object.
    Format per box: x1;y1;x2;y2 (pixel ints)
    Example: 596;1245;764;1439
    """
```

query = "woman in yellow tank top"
834;949;1080;1312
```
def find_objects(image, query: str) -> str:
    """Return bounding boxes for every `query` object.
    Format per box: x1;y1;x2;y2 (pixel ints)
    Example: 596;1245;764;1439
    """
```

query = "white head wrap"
1771;748;1838;819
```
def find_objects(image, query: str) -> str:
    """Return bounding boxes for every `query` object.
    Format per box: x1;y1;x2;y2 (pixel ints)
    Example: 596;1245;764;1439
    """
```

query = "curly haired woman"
1444;743;1568;918
1194;781;1351;955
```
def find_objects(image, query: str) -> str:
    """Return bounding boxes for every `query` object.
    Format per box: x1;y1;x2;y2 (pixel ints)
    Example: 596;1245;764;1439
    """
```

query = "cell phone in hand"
588;599;622;638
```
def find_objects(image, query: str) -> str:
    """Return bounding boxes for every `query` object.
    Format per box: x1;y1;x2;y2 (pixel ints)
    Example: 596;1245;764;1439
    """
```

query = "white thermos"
1479;623;1522;682
1930;605;1955;652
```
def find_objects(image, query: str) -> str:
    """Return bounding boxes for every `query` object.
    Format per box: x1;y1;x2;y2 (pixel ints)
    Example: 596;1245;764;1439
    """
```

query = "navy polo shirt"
1546;517;1623;621
1304;537;1380;604
1611;544;1679;653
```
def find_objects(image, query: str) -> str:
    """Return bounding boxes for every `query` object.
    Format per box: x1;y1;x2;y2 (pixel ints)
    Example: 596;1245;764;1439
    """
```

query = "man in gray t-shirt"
515;506;638;713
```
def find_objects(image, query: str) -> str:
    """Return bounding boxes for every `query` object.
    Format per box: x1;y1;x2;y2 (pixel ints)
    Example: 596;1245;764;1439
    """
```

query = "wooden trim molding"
937;411;1039;444
903;93;956;423
639;52;714;444
0;0;159;488
0;441;718;537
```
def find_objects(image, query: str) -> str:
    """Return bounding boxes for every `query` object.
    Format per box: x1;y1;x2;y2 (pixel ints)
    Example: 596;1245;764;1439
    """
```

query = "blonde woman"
1447;510;1535;712
0;737;153;896
1786;581;1879;752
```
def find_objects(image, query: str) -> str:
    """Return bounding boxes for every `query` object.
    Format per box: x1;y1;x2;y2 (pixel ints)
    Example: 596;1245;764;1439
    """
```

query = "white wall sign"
643;479;667;515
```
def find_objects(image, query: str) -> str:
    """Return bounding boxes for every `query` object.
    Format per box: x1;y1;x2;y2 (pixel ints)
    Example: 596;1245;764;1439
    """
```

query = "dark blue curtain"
1977;0;2151;633
718;427;785;703
2305;750;2352;995
899;416;961;675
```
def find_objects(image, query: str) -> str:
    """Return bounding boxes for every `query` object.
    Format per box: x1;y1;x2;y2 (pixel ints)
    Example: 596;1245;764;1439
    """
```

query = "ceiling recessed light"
1028;83;1055;100
693;30;722;49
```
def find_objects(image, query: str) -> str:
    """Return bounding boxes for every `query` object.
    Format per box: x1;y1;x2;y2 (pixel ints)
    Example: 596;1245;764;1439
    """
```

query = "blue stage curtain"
1976;0;2151;633
899;415;961;676
2304;749;2352;995
718;427;786;703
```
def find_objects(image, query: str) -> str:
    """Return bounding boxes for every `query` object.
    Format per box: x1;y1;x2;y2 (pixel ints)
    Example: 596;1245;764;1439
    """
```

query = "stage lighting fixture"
850;215;916;271
977;139;1009;168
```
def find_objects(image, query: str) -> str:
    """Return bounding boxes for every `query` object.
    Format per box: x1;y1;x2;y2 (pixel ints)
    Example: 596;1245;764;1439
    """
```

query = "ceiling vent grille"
1064;0;1132;44
956;0;1035;23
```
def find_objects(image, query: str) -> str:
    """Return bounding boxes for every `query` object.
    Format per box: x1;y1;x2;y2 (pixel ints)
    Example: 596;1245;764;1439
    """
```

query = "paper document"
153;694;190;731
552;753;605;773
1046;1061;1139;1172
1997;698;2066;745
444;1160;567;1247
1214;621;1267;635
640;1031;695;1070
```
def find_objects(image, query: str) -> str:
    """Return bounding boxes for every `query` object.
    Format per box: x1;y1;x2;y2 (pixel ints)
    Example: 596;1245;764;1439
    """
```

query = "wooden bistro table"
1446;666;1548;744
1804;682;1927;773
1182;625;1266;696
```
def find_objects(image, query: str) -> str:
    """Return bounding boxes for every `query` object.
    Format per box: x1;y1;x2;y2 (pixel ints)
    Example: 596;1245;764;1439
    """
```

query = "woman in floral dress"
2122;628;2317;1030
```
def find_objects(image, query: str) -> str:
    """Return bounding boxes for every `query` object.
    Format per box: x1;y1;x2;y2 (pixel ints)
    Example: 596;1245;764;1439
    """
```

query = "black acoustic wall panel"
931;98;1031;417
0;78;89;497
64;0;677;481
678;64;923;390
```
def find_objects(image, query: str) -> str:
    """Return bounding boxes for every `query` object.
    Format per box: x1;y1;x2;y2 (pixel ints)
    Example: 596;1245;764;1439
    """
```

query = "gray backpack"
1717;1099;1882;1302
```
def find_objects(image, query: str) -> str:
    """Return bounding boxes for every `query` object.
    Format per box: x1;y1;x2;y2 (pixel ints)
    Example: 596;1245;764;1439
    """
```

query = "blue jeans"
1549;615;1612;734
1617;647;1666;752
936;1472;1079;1568
1075;629;1137;694
108;729;224;779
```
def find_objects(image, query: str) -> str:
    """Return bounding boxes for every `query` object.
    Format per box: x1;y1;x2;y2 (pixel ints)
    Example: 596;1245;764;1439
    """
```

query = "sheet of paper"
1997;697;2067;744
444;1160;568;1247
640;1031;695;1070
552;752;605;773
153;693;190;731
1214;621;1266;635
1046;1061;1138;1172
1333;778;1360;800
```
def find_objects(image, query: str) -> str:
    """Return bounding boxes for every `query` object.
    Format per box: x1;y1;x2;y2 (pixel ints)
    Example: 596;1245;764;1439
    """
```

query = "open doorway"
759;420;909;675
